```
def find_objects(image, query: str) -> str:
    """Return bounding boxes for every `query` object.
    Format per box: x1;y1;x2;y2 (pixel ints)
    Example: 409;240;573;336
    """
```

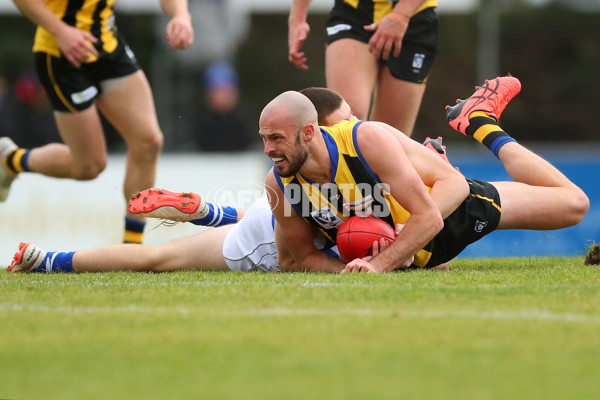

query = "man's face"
260;123;309;178
323;101;356;126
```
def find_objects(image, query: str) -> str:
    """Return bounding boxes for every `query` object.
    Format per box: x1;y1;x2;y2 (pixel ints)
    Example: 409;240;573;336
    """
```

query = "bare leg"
96;71;163;221
492;142;589;230
371;67;426;137
432;262;450;270
325;39;378;120
496;142;580;189
73;225;233;272
27;106;108;179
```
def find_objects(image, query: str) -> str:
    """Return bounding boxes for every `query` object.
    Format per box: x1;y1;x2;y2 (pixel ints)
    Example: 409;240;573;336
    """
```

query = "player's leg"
371;8;437;137
0;107;108;203
0;54;109;200
325;39;378;120
128;188;244;226
7;51;109;179
74;226;232;272
446;76;588;230
32;107;108;179
8;226;232;273
370;67;426;136
493;141;588;229
491;180;588;230
0;100;108;190
95;71;163;243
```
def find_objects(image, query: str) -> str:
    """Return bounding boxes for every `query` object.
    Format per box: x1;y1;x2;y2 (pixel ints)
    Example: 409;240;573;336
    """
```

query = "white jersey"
222;193;279;272
222;192;341;272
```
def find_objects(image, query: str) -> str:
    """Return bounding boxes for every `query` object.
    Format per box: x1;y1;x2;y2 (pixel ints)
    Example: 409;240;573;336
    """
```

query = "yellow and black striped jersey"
33;0;118;60
339;0;437;22
273;119;434;267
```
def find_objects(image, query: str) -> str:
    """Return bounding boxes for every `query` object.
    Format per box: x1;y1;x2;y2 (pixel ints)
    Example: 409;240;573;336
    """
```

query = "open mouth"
271;156;285;165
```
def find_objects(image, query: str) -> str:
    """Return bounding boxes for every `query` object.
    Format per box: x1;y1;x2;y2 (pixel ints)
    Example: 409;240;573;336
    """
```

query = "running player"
288;0;438;136
1;0;194;244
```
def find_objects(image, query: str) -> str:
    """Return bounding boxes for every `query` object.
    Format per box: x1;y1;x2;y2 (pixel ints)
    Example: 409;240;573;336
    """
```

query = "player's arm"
352;122;444;272
266;170;346;273
274;222;301;272
288;0;312;70
160;0;194;49
374;122;470;219
364;0;428;60
12;0;98;67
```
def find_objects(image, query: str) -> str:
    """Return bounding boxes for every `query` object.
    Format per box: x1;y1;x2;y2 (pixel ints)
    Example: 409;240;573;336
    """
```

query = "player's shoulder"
265;168;285;197
321;119;361;134
265;167;278;187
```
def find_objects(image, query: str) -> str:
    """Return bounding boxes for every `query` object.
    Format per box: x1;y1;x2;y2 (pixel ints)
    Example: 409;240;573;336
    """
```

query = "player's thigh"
155;226;233;271
493;181;581;230
325;39;378;120
54;106;108;164
95;70;162;145
371;68;426;135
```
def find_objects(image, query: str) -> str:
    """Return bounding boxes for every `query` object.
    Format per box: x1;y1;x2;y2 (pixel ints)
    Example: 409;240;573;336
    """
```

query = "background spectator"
193;61;256;152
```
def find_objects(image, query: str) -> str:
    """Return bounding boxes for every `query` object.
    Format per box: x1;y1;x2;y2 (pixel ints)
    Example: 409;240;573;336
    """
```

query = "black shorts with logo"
34;31;140;113
326;5;438;83
418;179;502;269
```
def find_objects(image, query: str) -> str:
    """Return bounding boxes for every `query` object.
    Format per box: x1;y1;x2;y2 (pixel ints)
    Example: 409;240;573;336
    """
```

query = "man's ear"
303;124;316;142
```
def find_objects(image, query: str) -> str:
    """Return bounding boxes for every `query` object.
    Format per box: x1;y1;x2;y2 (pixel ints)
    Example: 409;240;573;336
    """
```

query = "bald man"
261;76;588;273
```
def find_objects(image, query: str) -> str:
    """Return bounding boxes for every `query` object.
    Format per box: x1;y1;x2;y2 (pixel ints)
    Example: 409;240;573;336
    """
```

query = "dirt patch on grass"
584;244;600;265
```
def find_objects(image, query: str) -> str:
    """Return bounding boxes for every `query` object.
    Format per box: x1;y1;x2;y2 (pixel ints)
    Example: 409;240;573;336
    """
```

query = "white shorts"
222;193;280;272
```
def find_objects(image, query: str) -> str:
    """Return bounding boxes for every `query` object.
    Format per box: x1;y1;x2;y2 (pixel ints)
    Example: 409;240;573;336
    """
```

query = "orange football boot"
445;76;521;135
128;188;208;222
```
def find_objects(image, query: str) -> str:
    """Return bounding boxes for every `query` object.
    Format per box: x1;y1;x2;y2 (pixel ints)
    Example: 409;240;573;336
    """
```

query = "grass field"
2;257;599;400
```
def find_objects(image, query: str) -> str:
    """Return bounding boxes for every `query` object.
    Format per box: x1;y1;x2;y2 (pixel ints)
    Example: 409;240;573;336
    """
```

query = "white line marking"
1;303;599;323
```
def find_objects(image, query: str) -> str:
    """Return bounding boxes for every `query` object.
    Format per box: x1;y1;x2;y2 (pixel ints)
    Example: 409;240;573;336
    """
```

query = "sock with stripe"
124;217;145;244
466;111;516;158
33;251;75;273
3;148;31;174
190;203;238;227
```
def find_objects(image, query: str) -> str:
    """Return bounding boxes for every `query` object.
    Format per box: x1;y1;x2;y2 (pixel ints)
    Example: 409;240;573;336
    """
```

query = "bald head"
260;91;319;128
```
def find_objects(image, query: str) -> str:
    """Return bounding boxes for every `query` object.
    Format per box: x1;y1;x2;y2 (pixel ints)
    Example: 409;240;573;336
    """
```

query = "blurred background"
0;0;598;260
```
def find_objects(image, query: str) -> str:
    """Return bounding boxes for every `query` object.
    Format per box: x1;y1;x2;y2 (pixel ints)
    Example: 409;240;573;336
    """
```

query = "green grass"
1;257;599;400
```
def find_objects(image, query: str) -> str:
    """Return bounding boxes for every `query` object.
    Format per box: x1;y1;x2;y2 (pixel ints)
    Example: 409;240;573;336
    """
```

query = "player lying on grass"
6;87;448;274
8;78;589;273
262;76;589;273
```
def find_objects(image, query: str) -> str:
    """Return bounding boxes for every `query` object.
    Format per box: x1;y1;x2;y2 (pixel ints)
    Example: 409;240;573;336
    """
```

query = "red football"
336;216;395;261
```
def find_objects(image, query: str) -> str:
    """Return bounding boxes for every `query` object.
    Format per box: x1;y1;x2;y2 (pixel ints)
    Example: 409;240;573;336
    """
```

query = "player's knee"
129;130;163;160
567;189;590;225
72;159;107;180
145;130;163;155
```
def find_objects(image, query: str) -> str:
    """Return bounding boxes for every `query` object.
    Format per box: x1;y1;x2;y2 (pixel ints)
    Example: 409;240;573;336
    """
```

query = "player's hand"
368;237;392;259
56;25;98;68
166;16;194;49
288;20;310;70
358;223;405;265
341;258;382;274
363;12;409;60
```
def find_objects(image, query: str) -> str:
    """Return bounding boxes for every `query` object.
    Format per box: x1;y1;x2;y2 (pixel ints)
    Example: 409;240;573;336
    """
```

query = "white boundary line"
1;304;599;323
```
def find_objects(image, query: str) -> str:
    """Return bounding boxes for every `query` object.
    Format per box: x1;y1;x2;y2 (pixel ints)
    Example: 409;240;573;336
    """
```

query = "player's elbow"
425;200;445;233
431;209;444;233
458;177;471;201
278;252;300;272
